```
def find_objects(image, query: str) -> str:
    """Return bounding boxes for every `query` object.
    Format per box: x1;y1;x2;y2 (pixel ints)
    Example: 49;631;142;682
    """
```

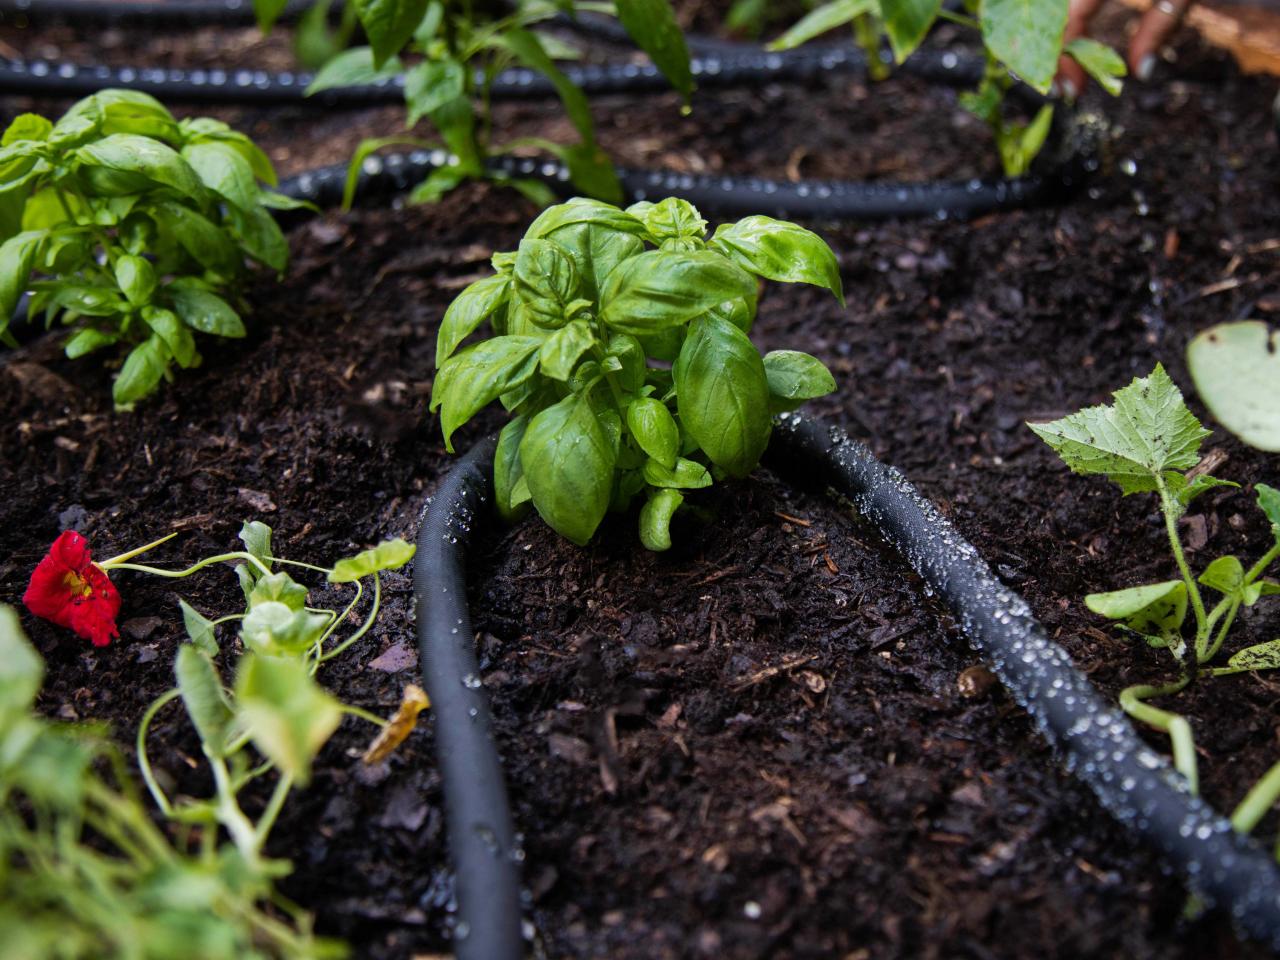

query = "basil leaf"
167;278;246;337
710;216;844;304
431;336;543;451
674;315;771;477
114;254;156;306
599;249;756;335
514;237;579;329
353;0;428;68
539;319;596;381
763;350;836;413
528;199;645;301
643;456;712;490
520;392;616;545
113;335;170;406
437;272;511;365
495;414;531;520
605;333;645;392
77;134;203;200
2;114;53;146
640;488;684;552
642;198;707;244
151;200;244;280
64;327;119;359
182;140;260;212
143;305;198;369
227;204;287;274
0;230;45;328
626;397;679;469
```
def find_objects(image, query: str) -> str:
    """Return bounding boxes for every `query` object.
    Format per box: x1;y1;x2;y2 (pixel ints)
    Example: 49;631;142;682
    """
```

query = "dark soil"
3;5;1280;959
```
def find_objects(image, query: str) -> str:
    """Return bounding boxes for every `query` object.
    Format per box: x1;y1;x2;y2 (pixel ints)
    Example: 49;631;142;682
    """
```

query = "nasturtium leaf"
1228;639;1280;673
600;249;756;335
239;601;329;656
763;350;837;413
114;254;156;307
405;59;467;126
305;47;404;94
539;319;596;381
979;0;1068;95
514;238;579;329
1187;322;1280;453
353;0;429;68
175;645;233;758
235;653;342;784
329;538;416;583
642;198;707;244
113;335;170;406
1198;556;1244;597
182;141;260;212
0;230;45;325
1064;38;1126;95
710;216;844;304
249;572;310;611
436;272;511;366
640;488;684;552
675;315;771;477
0;605;42;718
615;0;694;100
495;414;531;520
1028;365;1209;495
167;278;245;337
768;0;876;50
431;335;543;451
626;397;679;469
239;521;273;575
77;134;203;199
1259;483;1280;535
643;456;713;490
144;306;198;369
1085;580;1188;637
179;598;219;657
519;393;616;545
881;0;944;62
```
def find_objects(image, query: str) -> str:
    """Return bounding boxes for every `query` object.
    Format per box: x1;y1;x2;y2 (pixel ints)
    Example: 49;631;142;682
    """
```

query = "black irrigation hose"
0;0;319;25
416;416;1280;959
0;45;985;105
413;433;523;960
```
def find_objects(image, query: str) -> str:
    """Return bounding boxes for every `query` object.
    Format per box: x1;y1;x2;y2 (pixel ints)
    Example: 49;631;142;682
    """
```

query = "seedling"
769;0;1126;175
431;196;843;549
1031;365;1280;853
255;0;694;204
0;92;302;406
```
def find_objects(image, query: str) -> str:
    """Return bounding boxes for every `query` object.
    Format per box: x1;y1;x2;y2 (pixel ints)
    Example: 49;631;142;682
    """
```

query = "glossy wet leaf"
514;238;579;329
235;653;342;784
114;254;156;306
520;393;616;546
435;273;510;367
1187;321;1280;452
763;350;836;413
600;249;756;335
539;319;596;381
77;134;203;199
431;336;543;451
182;141;260;212
711;216;844;304
626;397;679;469
167;279;245;338
329;538;416;582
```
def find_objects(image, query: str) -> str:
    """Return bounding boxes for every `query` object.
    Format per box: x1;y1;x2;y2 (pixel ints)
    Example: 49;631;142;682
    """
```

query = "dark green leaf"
514;237;579;329
615;0;694;99
430;336;543;451
228;204;287;274
151;201;244;280
710;215;844;304
353;0;429;68
605;333;646;392
599;249;755;335
114;254;156;306
979;0;1068;95
405;59;467;126
77;134;203;199
495;414;531;520
539;319;596;380
763;350;836;412
520;392;616;545
881;0;943;62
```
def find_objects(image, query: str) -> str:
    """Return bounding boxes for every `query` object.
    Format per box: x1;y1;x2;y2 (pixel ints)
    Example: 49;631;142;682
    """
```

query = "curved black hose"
764;414;1280;948
413;434;523;960
0;46;984;105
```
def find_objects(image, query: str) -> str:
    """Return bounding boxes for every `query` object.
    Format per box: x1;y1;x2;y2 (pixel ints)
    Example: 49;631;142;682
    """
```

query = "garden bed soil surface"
3;8;1280;960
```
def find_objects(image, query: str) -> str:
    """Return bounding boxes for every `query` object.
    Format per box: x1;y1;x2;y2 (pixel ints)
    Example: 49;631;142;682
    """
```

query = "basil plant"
430;197;844;550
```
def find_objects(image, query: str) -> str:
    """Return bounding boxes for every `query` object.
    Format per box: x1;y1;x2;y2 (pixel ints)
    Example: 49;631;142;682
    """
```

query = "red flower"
24;531;121;647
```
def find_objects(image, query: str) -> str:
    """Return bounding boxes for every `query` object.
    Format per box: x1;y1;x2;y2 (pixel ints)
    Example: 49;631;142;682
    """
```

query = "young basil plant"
769;0;1126;176
431;196;844;550
1030;366;1280;825
0;92;301;407
255;0;693;205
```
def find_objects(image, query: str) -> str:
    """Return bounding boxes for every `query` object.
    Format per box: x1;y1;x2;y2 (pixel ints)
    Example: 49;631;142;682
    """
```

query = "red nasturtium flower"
24;531;121;647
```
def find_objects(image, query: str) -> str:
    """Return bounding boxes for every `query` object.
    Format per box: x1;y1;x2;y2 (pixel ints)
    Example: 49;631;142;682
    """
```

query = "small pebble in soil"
957;664;998;699
742;901;762;920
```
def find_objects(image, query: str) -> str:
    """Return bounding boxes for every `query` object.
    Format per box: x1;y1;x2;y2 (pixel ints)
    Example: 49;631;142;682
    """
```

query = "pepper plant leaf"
768;0;876;51
881;0;944;63
1064;38;1126;95
353;0;429;68
979;0;1069;95
615;0;694;100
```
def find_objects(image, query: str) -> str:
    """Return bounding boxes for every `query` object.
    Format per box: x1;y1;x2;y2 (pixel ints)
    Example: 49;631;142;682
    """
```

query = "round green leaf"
1187;321;1280;452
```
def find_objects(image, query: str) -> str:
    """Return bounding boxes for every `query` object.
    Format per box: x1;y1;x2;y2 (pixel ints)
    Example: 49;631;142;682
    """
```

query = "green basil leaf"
167;278;246;337
539;319;596;381
182;140;260;212
641;197;706;244
1187;321;1280;453
431;335;543;451
328;538;416;582
763;350;836;413
626;397;679;469
980;0;1068;95
674;315;771;477
175;645;233;758
495;414;531;521
527;198;645;301
615;0;694;100
514;237;579;329
77;134;203;199
353;0;428;68
151;200;244;280
639;488;684;551
179;598;219;657
605;333;646;392
0;230;45;324
143;305;198;369
2;114;52;146
61;90;179;143
113;335;170;406
235;653;342;784
600;249;756;335
114;254;156;307
643;456;712;489
710;215;844;304
64;327;119;359
520;392;616;545
178;117;278;185
228;204;288;274
768;0;875;50
437;272;511;366
405;59;467;126
881;0;943;62
249;571;310;611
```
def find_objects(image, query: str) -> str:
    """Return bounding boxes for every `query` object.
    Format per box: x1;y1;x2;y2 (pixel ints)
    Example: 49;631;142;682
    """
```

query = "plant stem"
210;756;263;866
318;576;380;663
135;688;181;816
1231;758;1280;835
1246;542;1280;586
252;774;293;848
98;532;178;567
936;8;980;29
1204;597;1242;663
1120;679;1199;794
1157;478;1209;659
102;550;273;579
341;703;389;728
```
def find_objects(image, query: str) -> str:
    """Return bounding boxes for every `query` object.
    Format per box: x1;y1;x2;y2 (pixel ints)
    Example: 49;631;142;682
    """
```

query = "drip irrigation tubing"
0;0;317;25
413;416;1280;960
0;44;986;104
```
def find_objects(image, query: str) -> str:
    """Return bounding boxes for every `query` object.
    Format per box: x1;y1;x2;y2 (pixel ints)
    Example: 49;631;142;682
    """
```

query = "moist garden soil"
3;7;1280;959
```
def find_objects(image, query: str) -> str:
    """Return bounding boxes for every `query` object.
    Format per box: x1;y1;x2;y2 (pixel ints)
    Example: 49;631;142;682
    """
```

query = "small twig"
775;511;811;527
730;654;817;691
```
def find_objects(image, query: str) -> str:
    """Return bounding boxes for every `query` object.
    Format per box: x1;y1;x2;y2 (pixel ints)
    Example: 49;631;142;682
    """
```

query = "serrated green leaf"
328;538;416;582
1028;364;1209;495
1187;322;1280;453
235;653;342;784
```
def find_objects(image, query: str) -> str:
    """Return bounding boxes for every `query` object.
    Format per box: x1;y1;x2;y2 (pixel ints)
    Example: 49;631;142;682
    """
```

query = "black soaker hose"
0;45;984;105
413;434;523;960
416;415;1280;955
0;0;318;25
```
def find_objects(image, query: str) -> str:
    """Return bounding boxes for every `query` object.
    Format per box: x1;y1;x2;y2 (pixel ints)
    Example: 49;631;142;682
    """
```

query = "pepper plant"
1031;365;1280;852
431;196;843;549
769;0;1127;175
0;92;301;406
255;0;693;205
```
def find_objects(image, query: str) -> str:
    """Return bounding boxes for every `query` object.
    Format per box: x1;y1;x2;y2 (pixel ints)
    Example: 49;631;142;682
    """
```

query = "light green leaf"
979;0;1068;94
64;327;119;359
1064;37;1126;95
520;392;616;545
328;538;416;582
1085;580;1187;636
642;198;707;244
626;397;679;469
249;572;310;611
1228;639;1280;673
539;319;596;381
710;215;844;304
1187;322;1280;453
1244;580;1280;606
405;59;466;127
514;238;579;329
996;103;1055;177
167;279;245;338
178;117;277;185
436;272;511;366
144;306;198;369
182;141;260;212
239;521;273;576
643;456;712;489
0;605;42;718
768;0;876;51
526;198;645;301
615;0;694;100
1259;483;1280;534
763;350;837;413
0;230;45;327
1166;472;1239;510
1198;556;1244;597
640;488;684;551
305;46;404;94
114;254;156;306
239;601;330;656
353;0;428;68
430;335;543;451
882;0;943;62
113;336;170;407
2;114;52;146
599;249;756;335
175;645;233;758
179;599;219;657
235;653;342;784
1028;364;1209;495
77;134;204;199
